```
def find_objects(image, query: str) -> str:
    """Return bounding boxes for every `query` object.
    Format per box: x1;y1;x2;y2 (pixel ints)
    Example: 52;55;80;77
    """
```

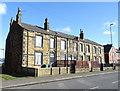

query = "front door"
68;54;72;66
50;52;55;67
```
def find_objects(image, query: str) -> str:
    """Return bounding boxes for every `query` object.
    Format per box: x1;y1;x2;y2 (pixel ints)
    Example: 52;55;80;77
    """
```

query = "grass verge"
0;73;33;80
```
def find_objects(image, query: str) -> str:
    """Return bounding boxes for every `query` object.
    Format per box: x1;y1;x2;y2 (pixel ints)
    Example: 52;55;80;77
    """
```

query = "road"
9;71;119;89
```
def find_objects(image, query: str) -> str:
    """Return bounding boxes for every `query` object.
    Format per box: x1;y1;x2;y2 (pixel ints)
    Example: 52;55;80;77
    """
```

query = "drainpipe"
67;38;68;67
26;30;29;74
92;44;93;61
84;42;86;61
77;38;79;61
55;32;57;66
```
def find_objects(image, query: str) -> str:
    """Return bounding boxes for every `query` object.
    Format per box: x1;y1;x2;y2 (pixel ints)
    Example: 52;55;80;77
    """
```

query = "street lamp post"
110;23;113;45
110;23;115;70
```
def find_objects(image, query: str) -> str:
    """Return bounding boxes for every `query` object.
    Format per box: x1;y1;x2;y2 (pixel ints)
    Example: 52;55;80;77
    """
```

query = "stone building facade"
5;8;104;74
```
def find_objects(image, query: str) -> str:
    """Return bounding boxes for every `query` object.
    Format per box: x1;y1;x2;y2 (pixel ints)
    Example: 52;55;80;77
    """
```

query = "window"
68;54;72;60
50;38;55;49
61;53;66;60
80;55;83;61
98;48;101;54
111;52;115;57
93;56;96;61
93;46;96;54
35;35;43;47
61;40;66;50
74;42;78;51
68;41;70;48
86;45;90;53
74;54;78;60
80;43;83;52
68;54;72;65
35;52;43;65
98;57;102;63
86;55;90;61
50;52;55;65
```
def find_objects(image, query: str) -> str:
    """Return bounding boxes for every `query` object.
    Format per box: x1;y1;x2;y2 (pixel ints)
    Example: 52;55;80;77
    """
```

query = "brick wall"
76;61;99;68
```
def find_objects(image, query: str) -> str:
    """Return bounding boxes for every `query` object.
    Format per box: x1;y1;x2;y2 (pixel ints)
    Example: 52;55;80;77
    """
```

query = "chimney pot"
16;8;21;24
80;29;84;39
44;18;49;30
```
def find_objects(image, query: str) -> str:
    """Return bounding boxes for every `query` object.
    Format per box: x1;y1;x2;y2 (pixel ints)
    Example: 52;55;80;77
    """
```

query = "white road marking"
112;81;118;84
90;86;99;89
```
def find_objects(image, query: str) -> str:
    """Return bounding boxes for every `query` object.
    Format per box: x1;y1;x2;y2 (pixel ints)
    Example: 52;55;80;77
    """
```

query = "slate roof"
103;44;112;53
19;22;102;46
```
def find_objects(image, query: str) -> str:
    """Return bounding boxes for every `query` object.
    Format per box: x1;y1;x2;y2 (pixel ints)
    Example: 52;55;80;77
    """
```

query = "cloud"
62;27;71;32
103;30;115;35
55;27;71;32
0;3;7;14
103;21;117;27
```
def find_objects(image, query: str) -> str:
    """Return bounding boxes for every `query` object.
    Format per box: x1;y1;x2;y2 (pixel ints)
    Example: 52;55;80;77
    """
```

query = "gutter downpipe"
26;30;29;74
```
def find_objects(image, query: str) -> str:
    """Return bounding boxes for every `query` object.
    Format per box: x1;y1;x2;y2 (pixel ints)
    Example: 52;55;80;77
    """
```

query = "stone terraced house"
4;8;104;74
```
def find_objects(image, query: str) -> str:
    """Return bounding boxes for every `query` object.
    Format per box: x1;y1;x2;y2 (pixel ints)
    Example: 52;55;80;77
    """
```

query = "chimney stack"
16;8;21;24
44;18;49;30
80;29;84;39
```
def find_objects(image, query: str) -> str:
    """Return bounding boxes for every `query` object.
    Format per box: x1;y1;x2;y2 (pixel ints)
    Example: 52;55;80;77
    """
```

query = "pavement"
1;70;119;89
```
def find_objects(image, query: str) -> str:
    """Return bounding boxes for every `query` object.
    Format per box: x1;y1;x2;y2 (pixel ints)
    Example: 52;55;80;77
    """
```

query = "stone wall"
92;68;100;72
51;67;60;75
22;67;70;77
76;68;89;73
37;68;51;77
60;67;68;75
103;67;113;71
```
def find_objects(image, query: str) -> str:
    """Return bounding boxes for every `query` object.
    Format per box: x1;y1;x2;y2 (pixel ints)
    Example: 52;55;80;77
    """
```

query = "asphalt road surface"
9;71;119;89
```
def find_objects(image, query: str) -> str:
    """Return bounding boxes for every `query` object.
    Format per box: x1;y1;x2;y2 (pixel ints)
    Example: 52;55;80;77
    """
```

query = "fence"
56;60;76;67
76;61;100;68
